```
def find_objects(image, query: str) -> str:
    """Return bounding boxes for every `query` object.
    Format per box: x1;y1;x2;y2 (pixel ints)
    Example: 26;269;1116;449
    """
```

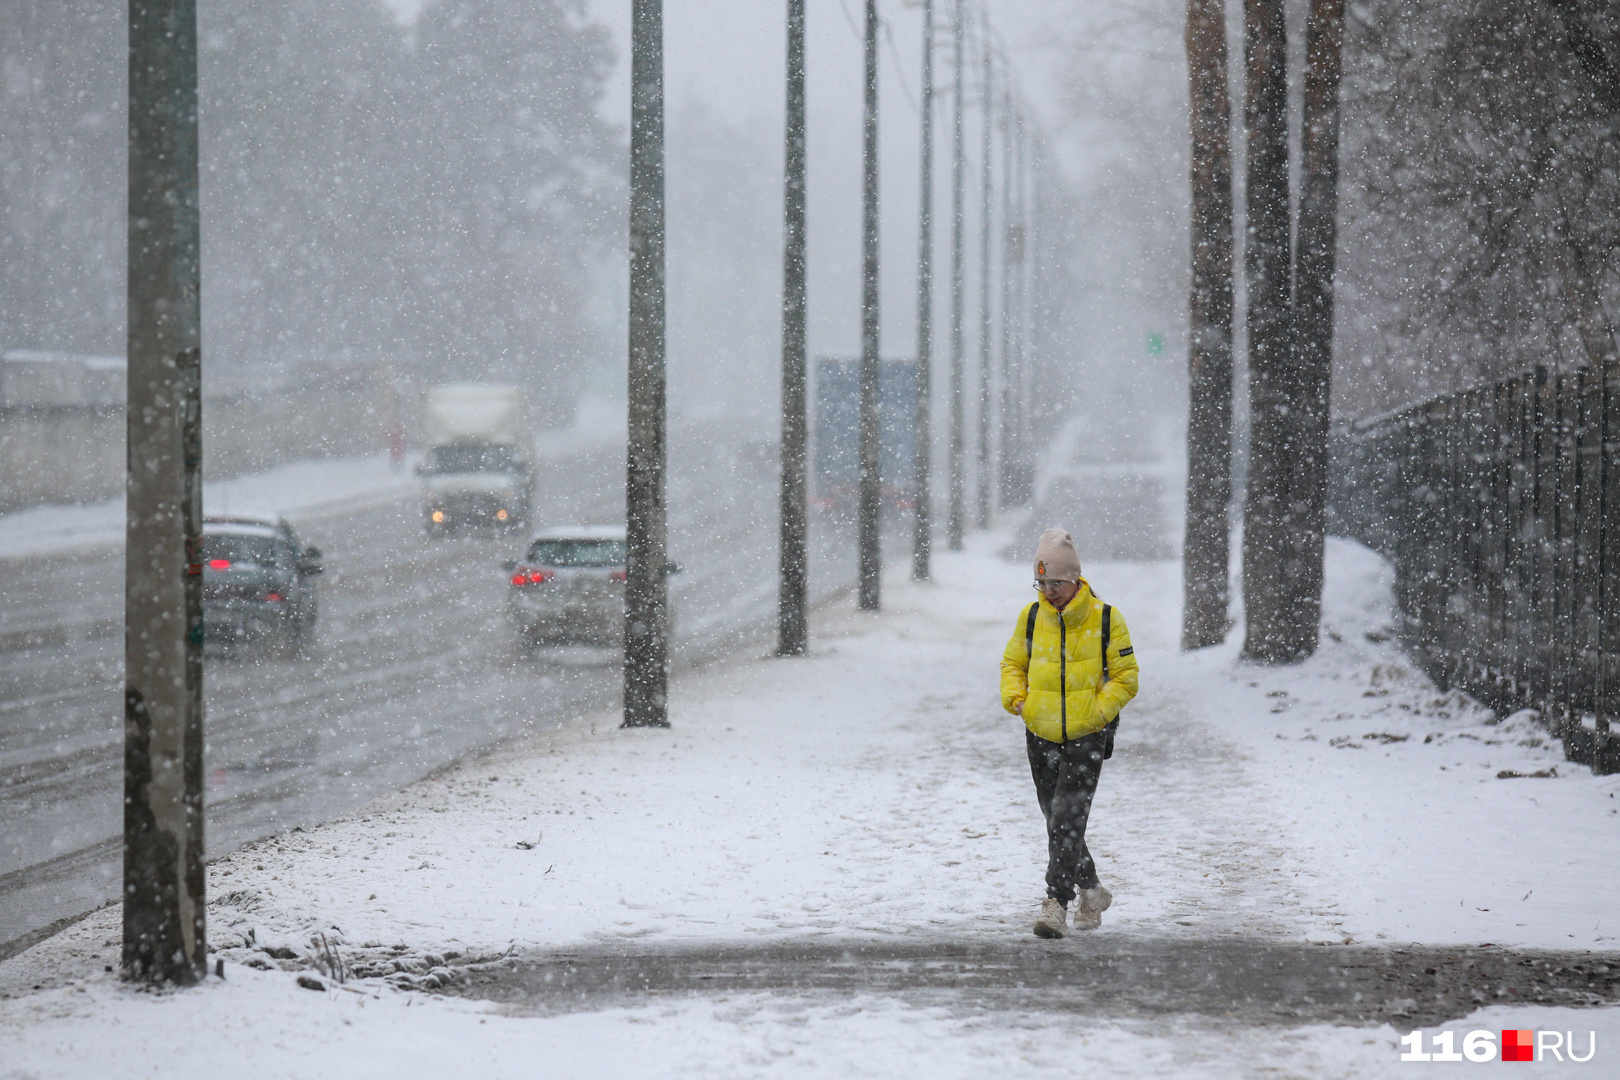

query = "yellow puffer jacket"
1000;581;1139;743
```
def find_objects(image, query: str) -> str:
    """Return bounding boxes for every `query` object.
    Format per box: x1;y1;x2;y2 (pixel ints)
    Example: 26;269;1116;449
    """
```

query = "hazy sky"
380;1;1092;406
568;0;1080;366
383;1;1080;183
580;1;1073;129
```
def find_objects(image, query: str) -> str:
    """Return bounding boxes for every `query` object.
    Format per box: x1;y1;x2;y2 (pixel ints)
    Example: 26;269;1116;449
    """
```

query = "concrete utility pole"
624;0;670;726
1010;103;1032;504
947;0;967;550
975;31;994;530
778;0;809;654
1028;138;1047;437
997;84;1016;508
910;0;935;583
124;0;206;985
857;0;882;611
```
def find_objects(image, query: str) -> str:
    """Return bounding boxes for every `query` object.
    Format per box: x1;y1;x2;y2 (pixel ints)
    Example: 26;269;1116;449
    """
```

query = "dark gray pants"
1026;728;1107;905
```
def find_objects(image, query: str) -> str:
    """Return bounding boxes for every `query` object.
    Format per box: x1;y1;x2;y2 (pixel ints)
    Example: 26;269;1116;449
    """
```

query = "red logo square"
1502;1030;1535;1062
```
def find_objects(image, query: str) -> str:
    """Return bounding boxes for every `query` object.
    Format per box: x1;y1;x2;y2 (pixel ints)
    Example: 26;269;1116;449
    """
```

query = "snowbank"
0;454;420;561
1;535;1615;1077
0;411;627;562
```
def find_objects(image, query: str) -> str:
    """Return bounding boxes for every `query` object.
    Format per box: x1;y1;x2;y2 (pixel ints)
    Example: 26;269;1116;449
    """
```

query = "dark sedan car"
202;515;322;656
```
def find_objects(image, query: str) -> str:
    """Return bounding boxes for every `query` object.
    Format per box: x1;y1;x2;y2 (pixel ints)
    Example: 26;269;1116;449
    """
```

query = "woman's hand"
1012;700;1024;716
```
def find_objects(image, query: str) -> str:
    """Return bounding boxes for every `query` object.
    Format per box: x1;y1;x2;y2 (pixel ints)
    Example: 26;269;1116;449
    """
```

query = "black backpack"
1025;600;1122;759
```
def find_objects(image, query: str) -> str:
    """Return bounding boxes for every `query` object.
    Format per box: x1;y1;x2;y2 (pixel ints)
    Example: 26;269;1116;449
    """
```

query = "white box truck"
418;383;533;534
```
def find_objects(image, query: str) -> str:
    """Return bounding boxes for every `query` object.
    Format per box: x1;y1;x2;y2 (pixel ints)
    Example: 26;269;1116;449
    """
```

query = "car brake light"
511;568;554;586
264;592;284;602
208;558;231;570
610;569;628;582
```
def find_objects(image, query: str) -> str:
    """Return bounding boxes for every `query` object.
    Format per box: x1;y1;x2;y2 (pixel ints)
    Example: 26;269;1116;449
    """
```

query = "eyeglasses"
1033;579;1076;591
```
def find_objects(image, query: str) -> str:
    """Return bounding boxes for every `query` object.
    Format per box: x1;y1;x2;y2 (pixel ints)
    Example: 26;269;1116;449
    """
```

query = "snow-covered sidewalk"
1;536;1617;1077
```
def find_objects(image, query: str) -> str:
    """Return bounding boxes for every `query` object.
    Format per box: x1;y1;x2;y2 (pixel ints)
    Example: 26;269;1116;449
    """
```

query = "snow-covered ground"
0;402;630;561
0;454;421;560
1;535;1616;1077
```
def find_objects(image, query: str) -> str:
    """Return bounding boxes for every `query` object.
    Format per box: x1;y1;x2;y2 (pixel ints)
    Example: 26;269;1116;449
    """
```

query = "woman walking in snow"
1000;528;1139;938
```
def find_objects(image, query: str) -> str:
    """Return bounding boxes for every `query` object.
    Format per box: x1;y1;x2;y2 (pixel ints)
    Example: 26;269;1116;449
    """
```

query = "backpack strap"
1101;603;1112;681
1024;601;1039;660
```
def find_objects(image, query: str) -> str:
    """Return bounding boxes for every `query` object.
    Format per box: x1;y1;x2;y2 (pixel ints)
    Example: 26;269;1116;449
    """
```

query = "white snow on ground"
1;535;1616;1076
0;407;628;561
0;454;420;560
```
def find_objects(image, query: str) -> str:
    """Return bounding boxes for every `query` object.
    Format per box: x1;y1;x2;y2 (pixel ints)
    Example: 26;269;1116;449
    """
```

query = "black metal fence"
1329;363;1620;775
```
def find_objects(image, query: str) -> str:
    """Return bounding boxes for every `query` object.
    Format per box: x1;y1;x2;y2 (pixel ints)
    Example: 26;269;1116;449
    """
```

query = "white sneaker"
1032;897;1068;939
1072;885;1113;931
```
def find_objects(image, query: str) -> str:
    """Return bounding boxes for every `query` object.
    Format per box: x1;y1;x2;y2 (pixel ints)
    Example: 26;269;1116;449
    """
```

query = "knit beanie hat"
1033;528;1082;581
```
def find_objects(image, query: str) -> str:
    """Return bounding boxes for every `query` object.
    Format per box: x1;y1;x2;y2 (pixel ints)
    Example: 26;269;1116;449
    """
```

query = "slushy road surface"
0;422;872;949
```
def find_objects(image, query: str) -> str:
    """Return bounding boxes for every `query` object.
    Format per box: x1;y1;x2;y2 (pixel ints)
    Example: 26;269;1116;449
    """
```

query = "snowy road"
0;423;866;950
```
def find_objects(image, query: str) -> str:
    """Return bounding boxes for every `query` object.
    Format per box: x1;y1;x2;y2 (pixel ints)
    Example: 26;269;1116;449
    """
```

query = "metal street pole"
947;0;967;550
910;0;936;582
857;0;882;611
124;0;206;985
975;27;994;530
624;0;669;727
778;0;809;654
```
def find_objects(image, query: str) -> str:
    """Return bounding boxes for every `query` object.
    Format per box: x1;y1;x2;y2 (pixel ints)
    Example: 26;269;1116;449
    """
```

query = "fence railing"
1328;363;1620;775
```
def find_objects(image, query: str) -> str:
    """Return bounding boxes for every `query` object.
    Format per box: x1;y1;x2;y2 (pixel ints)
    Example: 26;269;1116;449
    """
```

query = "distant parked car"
202;515;322;656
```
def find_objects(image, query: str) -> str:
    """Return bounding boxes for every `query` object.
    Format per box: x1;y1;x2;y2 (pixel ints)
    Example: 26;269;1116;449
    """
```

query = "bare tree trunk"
624;0;669;726
1289;0;1345;655
777;0;809;653
912;0;936;581
1240;0;1303;663
124;0;206;986
857;0;882;611
1181;0;1235;651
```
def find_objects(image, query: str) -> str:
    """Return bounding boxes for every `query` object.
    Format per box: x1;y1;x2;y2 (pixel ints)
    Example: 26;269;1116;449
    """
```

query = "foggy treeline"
0;0;1104;443
9;0;1608;435
1334;0;1617;418
1;0;622;425
1033;0;1618;427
